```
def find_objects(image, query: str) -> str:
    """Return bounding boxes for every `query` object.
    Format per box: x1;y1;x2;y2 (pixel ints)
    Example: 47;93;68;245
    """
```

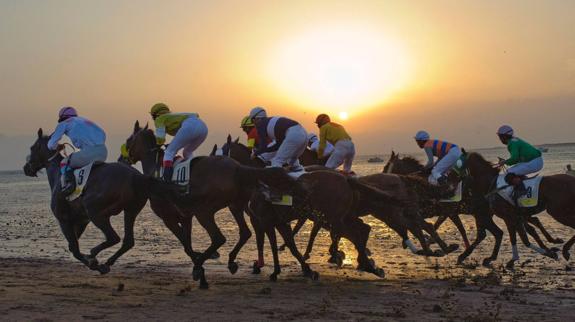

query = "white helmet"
249;106;267;119
307;133;318;143
497;125;514;136
414;130;430;141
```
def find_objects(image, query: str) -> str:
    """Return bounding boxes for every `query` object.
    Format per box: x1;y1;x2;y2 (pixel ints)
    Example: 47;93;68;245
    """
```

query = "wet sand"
1;170;574;321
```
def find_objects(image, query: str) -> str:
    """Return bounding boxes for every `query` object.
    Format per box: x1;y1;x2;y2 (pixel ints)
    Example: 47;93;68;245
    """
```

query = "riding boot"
60;168;76;197
437;175;447;185
162;166;174;182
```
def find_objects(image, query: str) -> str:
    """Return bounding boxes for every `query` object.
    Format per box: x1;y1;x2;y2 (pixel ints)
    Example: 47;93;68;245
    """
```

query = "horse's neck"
140;151;160;176
46;155;62;190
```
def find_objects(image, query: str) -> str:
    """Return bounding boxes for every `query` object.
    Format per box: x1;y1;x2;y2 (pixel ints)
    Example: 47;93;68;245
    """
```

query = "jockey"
47;107;107;196
249;106;307;171
150;103;208;182
414;131;462;185
240;115;276;163
315;114;355;174
496;125;543;194
307;133;334;158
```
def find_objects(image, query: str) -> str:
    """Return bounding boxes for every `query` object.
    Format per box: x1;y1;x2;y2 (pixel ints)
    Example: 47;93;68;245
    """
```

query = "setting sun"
339;111;349;120
266;25;412;113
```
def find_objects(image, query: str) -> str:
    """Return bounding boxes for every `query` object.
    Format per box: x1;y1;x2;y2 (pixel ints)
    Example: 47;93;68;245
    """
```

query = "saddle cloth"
67;163;95;201
496;175;542;207
160;158;192;186
440;181;462;203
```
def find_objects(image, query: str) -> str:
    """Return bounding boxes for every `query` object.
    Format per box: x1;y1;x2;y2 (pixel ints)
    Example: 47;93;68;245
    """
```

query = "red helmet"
315;114;330;126
58;106;78;122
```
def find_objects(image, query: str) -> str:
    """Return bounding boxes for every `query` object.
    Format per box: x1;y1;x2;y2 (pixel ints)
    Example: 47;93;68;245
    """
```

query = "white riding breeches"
164;117;208;162
429;146;462;185
325;139;355;172
68;145;108;168
271;125;307;168
508;157;543;176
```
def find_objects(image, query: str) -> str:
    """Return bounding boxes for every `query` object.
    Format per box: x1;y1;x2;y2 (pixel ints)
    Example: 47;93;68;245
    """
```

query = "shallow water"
1;145;574;290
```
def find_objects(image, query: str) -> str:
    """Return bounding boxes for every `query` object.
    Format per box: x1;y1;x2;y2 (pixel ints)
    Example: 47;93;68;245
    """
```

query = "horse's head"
218;134;252;164
383;151;425;175
23;128;54;177
464;152;500;193
119;120;156;165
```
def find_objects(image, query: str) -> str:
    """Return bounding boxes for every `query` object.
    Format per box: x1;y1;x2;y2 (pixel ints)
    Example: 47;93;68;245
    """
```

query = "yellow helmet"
240;116;254;128
150;103;170;118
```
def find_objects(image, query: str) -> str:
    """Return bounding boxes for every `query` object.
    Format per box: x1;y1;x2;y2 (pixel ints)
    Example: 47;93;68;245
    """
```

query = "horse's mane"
399;155;425;170
466;152;499;175
230;141;251;154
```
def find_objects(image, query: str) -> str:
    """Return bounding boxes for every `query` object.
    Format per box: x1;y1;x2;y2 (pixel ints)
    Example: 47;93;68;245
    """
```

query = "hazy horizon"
2;1;574;170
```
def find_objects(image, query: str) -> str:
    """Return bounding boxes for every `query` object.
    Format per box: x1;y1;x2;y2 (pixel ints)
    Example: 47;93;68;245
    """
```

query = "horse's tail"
347;177;405;207
236;165;297;192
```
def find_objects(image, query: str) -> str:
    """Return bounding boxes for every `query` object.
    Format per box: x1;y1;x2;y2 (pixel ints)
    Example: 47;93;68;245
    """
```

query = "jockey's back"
47;116;106;150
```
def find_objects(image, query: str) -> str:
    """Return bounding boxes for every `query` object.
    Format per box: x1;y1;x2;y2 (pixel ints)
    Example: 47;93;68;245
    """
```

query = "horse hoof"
97;264;111;275
364;248;371;257
546;250;559;261
433;250;446;257
310;271;320;281
199;282;209;290
550;247;560;253
482;258;493;267
563;250;571;261
374;268;386;278
505;260;515;270
335;255;343;268
327;256;337;264
337;250;346;260
252;262;262;275
86;257;99;270
192;266;204;281
269;274;278;282
446;244;459;254
209;251;220;260
278;245;286;252
553;238;565;244
228;262;239;275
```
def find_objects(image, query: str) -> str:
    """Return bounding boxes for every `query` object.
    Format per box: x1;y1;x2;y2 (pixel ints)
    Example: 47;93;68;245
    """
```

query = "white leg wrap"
405;240;418;253
512;245;519;261
528;244;546;254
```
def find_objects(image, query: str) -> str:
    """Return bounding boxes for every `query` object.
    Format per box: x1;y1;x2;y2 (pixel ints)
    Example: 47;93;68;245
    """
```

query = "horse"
216;140;458;273
23;128;150;274
121;121;297;288
464;152;570;267
384;151;564;266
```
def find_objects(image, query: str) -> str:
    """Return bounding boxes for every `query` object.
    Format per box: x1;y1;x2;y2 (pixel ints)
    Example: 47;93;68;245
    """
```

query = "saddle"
65;162;104;201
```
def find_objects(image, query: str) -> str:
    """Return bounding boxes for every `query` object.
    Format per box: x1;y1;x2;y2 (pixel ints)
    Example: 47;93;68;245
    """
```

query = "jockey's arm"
154;117;167;145
317;125;328;158
423;146;434;169
504;140;520;166
47;122;67;151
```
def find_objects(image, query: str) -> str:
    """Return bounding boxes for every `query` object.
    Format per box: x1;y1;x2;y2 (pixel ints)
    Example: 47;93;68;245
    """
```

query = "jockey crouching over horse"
23;107;150;274
120;104;299;288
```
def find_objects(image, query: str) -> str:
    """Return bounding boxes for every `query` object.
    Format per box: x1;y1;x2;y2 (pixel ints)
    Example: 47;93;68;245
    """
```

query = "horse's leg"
503;217;520;269
327;234;344;266
59;219;94;269
266;226;281;281
448;214;470;249
341;218;385;278
480;215;504;267
419;216;459;255
433;214;448;230
303;220;322;260
276;222;318;280
528;216;564;244
517;219;558;260
88;214;121;260
227;202;252;275
74;217;90;239
562;234;575;261
102;207;139;273
279;217;306;251
249;215;265;274
193;212;226;289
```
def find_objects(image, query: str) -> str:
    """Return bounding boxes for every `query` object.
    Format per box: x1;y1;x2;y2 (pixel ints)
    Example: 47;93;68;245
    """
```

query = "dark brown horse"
465;152;569;267
384;151;564;266
23;129;150;274
122;122;297;288
217;140;458;273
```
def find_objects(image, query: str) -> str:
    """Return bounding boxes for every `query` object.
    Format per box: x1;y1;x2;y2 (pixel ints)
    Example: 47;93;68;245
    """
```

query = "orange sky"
1;1;574;169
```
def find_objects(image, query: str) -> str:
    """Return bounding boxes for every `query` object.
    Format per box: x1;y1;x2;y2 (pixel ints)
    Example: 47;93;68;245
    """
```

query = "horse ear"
391;150;395;158
133;120;140;133
211;144;217;156
234;137;239;144
227;134;232;144
144;122;149;130
37;128;43;138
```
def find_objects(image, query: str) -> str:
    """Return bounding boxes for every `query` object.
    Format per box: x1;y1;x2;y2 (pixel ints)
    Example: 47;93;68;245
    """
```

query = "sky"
1;0;574;170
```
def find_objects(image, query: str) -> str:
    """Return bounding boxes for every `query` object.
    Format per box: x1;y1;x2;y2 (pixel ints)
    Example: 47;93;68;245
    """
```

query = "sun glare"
267;25;412;114
339;111;349;120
